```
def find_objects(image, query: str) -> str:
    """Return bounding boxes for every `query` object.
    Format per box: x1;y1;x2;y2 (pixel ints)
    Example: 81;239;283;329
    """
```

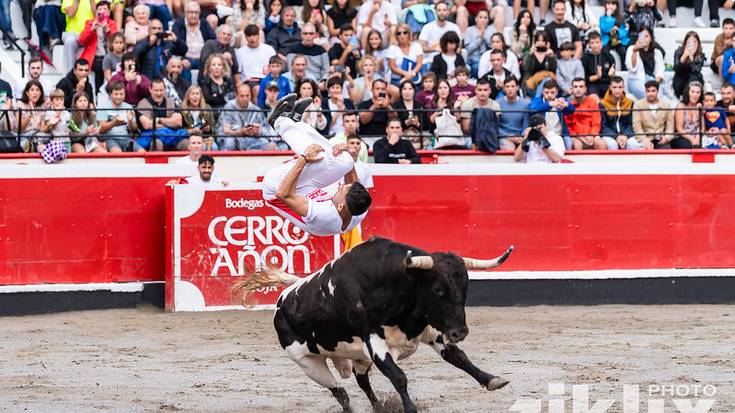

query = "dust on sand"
1;305;733;413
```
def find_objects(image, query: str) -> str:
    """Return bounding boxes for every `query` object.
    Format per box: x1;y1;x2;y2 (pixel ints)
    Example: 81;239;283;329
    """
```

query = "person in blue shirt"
257;56;292;107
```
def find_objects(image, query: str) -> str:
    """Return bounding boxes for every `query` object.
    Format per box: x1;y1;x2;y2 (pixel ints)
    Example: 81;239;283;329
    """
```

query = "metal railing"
0;104;719;153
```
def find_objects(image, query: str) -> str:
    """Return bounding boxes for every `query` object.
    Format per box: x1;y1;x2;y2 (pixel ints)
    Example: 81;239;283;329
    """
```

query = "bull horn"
463;246;514;270
405;250;434;270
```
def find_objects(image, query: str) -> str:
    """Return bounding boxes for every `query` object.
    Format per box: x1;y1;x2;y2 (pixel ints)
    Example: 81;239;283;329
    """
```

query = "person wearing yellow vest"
61;0;95;72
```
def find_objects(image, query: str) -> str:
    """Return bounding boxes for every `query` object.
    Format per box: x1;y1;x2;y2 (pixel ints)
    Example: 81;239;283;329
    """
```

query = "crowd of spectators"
0;0;734;162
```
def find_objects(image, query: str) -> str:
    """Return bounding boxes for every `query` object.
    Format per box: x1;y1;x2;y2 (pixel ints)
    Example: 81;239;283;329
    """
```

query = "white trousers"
262;117;354;199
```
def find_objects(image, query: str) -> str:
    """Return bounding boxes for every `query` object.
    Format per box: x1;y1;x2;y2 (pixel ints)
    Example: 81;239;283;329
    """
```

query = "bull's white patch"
327;280;335;296
316;337;370;361
368;334;392;362
284;342;338;389
382;326;420;361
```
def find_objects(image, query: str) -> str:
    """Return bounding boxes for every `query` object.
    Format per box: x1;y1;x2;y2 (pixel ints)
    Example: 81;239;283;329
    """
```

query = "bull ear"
463;246;514;270
405;250;434;270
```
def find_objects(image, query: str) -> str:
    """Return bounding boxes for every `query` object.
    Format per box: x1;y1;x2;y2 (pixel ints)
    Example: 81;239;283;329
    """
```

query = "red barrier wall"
0;165;183;285
4;163;735;288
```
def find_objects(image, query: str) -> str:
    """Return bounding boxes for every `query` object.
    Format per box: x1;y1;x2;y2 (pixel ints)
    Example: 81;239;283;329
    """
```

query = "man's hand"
76;78;86;92
332;143;349;156
124;69;136;82
388;132;400;145
616;134;627;148
580;136;593;146
398;159;411;164
303;144;325;162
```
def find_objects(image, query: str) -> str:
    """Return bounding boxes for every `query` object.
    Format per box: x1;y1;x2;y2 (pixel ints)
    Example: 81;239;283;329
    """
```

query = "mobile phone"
334;64;345;73
348;35;359;48
378;91;386;98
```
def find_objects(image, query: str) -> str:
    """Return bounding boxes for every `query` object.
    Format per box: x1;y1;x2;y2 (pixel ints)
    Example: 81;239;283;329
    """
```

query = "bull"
234;237;513;413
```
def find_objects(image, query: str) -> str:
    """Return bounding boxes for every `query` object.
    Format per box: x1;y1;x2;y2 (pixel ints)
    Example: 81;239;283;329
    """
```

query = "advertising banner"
165;184;340;311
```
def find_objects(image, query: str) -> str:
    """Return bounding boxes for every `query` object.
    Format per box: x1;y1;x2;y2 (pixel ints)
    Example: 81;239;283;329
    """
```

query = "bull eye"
432;284;444;297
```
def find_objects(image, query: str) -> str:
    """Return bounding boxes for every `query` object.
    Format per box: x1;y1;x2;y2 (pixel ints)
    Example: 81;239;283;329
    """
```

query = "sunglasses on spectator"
396;31;409;35
303;31;316;35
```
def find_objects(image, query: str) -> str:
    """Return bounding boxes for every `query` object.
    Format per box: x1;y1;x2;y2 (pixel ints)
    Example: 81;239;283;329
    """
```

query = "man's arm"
159;113;183;128
275;144;324;217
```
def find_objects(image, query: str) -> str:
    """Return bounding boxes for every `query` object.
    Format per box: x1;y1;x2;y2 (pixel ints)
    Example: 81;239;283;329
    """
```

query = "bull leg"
287;349;352;412
421;329;509;391
353;359;383;411
367;334;417;413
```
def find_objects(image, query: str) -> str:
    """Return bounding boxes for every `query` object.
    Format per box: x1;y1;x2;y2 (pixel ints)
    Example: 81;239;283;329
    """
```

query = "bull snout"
446;326;469;343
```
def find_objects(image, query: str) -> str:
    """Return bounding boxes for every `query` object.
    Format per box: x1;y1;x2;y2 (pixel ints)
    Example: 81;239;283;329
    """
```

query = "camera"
155;32;167;40
527;127;543;142
378;91;386;99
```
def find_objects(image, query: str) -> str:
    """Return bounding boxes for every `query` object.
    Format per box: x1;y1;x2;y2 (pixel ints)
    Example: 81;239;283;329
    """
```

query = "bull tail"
231;267;301;308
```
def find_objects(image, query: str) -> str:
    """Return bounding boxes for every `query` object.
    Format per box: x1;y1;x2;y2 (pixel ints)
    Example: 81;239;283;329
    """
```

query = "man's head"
553;0;567;22
371;79;388;101
244;24;260;48
721;83;734;104
703;91;718;108
108;81;126;105
503;75;519;99
475;78;491;103
435;1;449;22
73;58;90;80
235;84;252;108
291;55;307;77
723;18;735;38
282;6;296;27
301;23;317;47
587;32;602;53
609;76;625;99
167;56;183;80
149;19;163;36
542;80;559;101
386;118;403;139
339;24;354;45
28;56;43;80
333;181;371;217
188;135;204;157
216;24;233;45
490;49;505;71
198;155;215;182
644;80;659;103
346;133;362;161
185;1;201;25
559;41;575;60
343;111;359;134
150;78;166;102
529;113;548;135
570;78;587;100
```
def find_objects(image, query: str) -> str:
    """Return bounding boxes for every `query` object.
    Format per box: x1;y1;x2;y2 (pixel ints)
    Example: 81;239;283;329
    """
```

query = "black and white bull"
234;237;513;413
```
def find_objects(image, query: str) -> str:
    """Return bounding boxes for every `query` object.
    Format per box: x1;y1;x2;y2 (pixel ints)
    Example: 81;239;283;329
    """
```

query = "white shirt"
266;185;367;236
236;43;276;80
418;20;461;61
176;155;199;176
186;173;225;185
354;161;374;188
386;43;424;79
357;0;398;35
525;131;565;163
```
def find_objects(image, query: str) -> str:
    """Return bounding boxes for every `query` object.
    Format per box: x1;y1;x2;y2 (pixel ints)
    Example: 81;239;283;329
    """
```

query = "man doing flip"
261;94;372;236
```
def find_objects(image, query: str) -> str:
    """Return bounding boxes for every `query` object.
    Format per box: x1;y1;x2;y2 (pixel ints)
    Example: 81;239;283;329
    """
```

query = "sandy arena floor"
0;305;733;413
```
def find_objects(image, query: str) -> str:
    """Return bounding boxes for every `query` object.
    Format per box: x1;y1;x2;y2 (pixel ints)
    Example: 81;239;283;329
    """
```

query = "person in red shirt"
564;77;605;150
78;0;119;93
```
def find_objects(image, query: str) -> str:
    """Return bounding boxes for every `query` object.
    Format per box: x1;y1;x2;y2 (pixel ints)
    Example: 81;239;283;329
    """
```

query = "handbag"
433;109;468;149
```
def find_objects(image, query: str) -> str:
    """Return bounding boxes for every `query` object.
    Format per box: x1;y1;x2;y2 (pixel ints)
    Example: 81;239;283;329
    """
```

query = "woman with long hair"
673;81;703;149
672;31;705;99
565;0;597;37
521;31;557;97
464;9;495;78
326;0;356;40
387;23;424;86
350;55;378;103
16;80;46;152
509;9;535;57
295;78;328;134
625;27;664;99
264;0;282;35
70;92;105;153
200;53;236;110
300;0;329;46
181;85;217;150
394;80;427;147
363;29;389;80
599;0;629;69
427;78;460;127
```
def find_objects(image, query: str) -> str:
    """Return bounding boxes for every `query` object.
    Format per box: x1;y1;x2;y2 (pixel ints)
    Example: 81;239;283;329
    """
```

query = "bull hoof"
486;376;510;391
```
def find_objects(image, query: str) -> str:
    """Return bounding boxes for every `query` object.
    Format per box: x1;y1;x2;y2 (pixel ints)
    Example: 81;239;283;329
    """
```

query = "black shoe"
267;93;297;128
290;97;313;122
